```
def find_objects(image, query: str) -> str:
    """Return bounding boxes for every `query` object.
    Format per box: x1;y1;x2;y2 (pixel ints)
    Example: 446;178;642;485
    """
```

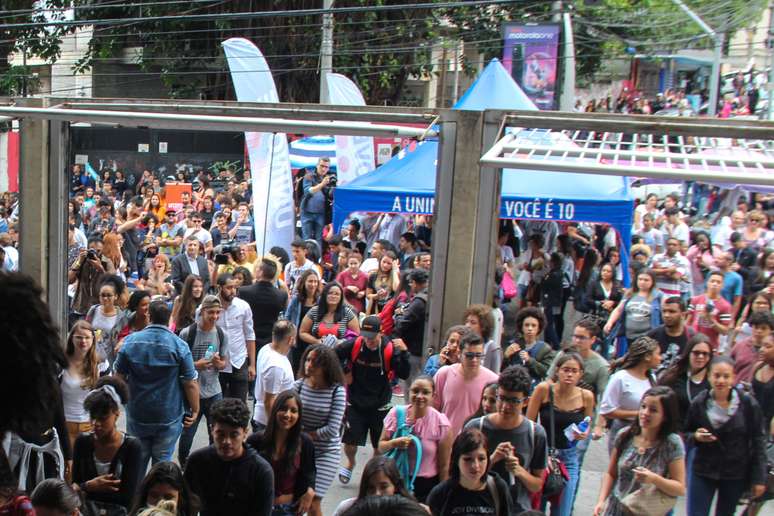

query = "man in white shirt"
662;207;690;252
216;273;256;403
252;320;296;432
713;210;746;251
360;239;389;275
283;239;318;292
635;213;664;254
183;212;213;255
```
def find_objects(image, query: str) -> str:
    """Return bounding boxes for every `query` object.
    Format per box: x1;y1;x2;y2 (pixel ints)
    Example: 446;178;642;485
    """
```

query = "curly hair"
498;365;532;395
464;304;495;341
296;344;345;387
83;376;130;419
516;306;546;333
210;398;251;429
0;272;67;438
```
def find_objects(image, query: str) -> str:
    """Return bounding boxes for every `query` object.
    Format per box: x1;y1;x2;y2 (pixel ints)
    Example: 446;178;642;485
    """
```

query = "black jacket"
73;433;143;509
184;445;274;516
170;253;211;295
335;336;411;409
684;388;767;484
394;289;428;357
541;268;563;308
239;281;288;346
246;432;315;502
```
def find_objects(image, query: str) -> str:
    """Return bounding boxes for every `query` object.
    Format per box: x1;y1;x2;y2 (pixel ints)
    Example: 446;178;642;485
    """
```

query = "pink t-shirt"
384;406;450;478
434;363;499;437
731;337;761;384
688;294;732;350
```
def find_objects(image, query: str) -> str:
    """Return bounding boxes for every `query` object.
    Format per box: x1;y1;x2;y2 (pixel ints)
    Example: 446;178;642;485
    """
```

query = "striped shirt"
293;379;346;452
306;305;357;340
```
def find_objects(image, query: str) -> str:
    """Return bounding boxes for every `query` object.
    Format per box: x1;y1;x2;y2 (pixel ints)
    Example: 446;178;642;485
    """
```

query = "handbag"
541;386;568;500
385;405;422;493
620;483;676;516
501;270;517;300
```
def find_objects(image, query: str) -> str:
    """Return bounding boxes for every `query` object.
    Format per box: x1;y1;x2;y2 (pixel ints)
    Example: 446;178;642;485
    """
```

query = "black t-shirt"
647;325;689;356
427;474;513;516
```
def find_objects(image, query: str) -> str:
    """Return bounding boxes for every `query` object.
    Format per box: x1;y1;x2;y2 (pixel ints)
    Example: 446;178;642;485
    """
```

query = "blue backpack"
385;405;423;493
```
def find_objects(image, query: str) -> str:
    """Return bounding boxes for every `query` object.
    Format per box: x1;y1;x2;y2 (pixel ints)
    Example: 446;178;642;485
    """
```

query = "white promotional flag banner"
326;73;375;185
222;37;294;254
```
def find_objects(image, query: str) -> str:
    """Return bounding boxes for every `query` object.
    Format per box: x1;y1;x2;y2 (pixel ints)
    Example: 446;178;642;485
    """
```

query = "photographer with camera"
69;235;117;325
300;158;335;247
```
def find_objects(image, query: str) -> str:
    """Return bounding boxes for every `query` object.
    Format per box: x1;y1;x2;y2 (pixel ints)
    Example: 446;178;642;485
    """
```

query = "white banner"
222;37;294;254
325;73;375;185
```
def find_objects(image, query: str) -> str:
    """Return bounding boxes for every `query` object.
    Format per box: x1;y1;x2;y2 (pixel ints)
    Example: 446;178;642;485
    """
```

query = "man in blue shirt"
115;300;200;471
300;158;333;247
717;251;743;321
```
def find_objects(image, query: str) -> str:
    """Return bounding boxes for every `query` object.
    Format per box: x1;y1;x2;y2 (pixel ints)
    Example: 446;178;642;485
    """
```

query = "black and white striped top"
293;379;347;452
306;305;357;340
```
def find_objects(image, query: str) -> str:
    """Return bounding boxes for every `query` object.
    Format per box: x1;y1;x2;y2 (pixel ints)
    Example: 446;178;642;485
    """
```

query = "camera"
327;175;337;187
706;300;715;313
214;242;237;265
87;249;98;260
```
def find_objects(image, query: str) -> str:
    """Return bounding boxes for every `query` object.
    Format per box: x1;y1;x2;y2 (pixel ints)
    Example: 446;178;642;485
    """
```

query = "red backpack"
345;336;395;385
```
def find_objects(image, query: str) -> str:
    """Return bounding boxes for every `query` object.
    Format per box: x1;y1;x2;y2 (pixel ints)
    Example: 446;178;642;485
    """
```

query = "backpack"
345;336;394;385
378;296;400;336
182;323;226;355
385;405;423;493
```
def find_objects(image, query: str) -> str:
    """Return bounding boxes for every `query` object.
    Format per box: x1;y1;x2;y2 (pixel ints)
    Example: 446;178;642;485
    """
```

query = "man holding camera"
300;157;334;246
68;235;116;325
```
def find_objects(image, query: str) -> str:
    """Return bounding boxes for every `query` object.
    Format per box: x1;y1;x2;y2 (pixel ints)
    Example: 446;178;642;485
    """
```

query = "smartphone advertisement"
502;23;560;110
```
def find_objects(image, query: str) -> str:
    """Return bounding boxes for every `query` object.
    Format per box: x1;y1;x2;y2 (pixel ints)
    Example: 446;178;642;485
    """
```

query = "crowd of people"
2;154;774;516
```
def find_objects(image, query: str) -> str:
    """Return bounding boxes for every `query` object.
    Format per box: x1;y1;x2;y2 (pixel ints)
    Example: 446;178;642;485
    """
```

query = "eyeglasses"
691;350;711;357
496;394;526;405
463;351;484;359
571;334;591;341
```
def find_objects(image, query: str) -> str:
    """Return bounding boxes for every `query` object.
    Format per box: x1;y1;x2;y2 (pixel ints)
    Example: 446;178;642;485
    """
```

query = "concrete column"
425;109;501;355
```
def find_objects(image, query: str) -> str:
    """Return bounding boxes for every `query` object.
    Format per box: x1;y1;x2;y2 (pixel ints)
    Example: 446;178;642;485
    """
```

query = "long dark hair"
356;456;413;500
615;386;680;451
295;269;320;302
577;247;600;290
130;461;197;516
657;334;713;387
296;344;345;387
175;275;204;329
450;428;490;484
260;390;303;476
316;281;345;321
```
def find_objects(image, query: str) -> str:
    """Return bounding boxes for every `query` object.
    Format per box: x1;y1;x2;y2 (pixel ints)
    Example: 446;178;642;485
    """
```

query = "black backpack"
181;323;226;355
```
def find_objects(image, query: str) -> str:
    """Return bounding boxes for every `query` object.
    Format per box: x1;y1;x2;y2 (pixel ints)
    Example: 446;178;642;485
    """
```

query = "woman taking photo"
426;428;514;516
285;269;321;371
503;307;556;386
378;375;453;503
366;252;400;315
62;321;101;451
603;269;663;356
73;376;142;513
527;352;595;516
130;462;196;516
598;336;661;455
294;345;347;516
685;233;721;296
593;386;686;516
85;275;129;367
685;356;767;515
247;390;316;516
299;282;360;349
333;456;419;515
169;275;204;334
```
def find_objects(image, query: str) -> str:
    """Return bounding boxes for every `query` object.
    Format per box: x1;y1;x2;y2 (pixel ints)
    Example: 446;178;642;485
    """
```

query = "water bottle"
564;416;591;447
204;344;216;360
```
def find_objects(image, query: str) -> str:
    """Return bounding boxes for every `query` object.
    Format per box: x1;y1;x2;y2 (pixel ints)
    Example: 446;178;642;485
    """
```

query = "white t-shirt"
184;227;213;247
253;345;295;425
360;257;379;275
61;369;90;423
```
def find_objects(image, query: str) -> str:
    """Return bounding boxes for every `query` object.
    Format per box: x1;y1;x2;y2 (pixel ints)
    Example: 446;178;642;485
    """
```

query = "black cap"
360;315;381;339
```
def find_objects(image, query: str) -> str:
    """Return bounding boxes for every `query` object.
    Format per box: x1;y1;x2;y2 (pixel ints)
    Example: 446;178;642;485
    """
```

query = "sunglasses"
463;351;484;359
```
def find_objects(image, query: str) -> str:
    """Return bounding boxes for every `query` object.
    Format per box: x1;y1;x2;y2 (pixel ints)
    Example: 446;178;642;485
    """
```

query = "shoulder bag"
541;385;569;499
385;405;422;493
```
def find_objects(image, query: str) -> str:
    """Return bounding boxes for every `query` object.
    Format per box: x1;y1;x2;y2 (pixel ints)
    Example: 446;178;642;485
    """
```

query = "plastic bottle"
564;416;591;446
204;344;216;360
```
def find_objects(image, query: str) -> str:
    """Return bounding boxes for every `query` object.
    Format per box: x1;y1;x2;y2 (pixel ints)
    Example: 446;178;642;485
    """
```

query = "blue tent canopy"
333;58;633;279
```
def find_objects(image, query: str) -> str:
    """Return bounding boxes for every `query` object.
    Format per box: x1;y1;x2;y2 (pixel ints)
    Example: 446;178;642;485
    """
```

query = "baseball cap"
360;315;381;339
200;295;222;311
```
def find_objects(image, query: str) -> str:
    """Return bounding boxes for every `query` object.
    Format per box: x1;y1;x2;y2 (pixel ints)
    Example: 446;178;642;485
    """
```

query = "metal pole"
560;11;576;111
320;0;334;103
21;45;27;98
670;0;720;116
768;2;774;120
551;0;562;22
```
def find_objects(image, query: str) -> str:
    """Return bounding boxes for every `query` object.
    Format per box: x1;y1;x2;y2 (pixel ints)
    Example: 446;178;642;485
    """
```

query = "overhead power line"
0;0;520;30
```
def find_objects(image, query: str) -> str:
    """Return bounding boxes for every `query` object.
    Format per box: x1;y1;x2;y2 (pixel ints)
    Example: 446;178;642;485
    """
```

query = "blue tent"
333;58;633;278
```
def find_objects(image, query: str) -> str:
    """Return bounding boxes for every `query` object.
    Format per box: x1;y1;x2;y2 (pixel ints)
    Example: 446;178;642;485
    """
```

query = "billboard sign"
502;23;560;110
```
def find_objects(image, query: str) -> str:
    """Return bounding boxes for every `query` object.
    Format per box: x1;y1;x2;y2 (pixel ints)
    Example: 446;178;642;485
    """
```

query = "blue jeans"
177;393;222;467
688;474;748;516
301;212;325;246
543;447;579;516
129;418;183;473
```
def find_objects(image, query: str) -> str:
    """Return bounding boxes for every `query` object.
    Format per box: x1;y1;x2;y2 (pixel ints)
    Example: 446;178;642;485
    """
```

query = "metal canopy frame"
480;112;774;188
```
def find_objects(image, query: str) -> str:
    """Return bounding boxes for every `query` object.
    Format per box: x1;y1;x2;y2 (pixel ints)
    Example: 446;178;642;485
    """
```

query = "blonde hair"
137;500;177;516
